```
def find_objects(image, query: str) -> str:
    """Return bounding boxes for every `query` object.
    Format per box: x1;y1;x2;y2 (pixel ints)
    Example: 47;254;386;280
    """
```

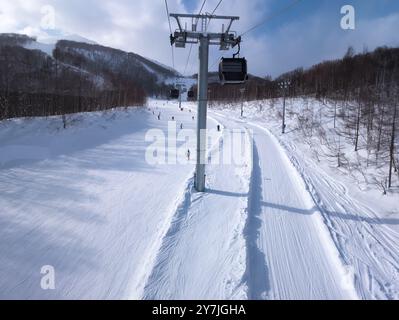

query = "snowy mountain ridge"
0;33;181;90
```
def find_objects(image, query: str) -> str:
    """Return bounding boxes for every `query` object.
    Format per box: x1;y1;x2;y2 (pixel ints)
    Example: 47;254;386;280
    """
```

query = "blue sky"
183;0;399;34
179;0;399;76
0;0;398;77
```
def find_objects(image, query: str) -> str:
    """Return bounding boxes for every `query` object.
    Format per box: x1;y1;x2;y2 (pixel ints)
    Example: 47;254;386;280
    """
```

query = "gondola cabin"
219;58;248;85
170;89;180;99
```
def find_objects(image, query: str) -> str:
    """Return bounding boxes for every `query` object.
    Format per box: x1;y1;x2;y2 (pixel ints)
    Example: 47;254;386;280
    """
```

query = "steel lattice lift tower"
169;13;242;192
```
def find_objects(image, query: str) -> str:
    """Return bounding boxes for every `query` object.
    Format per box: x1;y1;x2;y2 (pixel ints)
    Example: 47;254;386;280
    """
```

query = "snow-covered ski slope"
209;113;357;300
0;99;397;299
142;109;358;300
212;99;399;300
0;101;202;299
143;121;252;300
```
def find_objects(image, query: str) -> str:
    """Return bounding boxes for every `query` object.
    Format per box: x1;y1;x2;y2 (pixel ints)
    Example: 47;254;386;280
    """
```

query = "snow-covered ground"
23;40;55;56
0;97;398;300
210;112;357;300
211;98;399;299
143;117;252;300
0;101;199;299
22;34;98;57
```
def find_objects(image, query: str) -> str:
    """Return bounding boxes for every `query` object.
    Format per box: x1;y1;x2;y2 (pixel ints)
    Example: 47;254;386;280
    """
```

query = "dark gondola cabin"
170;89;180;99
219;58;248;85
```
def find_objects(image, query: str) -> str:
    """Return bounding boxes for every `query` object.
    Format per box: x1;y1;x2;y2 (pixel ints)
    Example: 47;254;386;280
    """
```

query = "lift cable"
186;0;223;77
210;0;223;16
239;0;304;37
164;0;176;70
206;0;223;31
209;0;304;72
184;0;207;76
183;44;194;76
195;0;207;26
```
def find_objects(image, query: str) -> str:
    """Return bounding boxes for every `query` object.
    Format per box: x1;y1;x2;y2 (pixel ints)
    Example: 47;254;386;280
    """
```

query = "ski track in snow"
211;112;357;300
245;119;399;300
145;105;357;300
142;116;251;300
277;134;399;300
213;106;399;300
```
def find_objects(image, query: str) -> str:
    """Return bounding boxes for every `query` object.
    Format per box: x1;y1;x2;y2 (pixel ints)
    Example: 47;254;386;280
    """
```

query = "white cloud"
0;0;268;75
0;0;398;78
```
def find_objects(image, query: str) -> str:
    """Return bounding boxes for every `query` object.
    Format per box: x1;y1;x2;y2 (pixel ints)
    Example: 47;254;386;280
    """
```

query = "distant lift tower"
169;13;241;192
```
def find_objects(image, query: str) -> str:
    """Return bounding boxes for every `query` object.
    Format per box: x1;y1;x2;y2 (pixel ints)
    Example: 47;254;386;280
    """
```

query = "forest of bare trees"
289;47;398;190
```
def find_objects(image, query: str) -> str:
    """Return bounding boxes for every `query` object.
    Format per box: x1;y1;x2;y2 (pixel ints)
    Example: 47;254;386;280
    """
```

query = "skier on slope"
187;149;191;161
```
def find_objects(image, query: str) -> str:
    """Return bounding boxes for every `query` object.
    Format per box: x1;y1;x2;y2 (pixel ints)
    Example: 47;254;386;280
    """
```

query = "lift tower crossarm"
170;13;240;50
170;13;239;21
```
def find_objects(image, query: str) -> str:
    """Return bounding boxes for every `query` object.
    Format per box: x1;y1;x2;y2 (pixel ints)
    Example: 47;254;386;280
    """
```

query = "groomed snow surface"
0;98;397;300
